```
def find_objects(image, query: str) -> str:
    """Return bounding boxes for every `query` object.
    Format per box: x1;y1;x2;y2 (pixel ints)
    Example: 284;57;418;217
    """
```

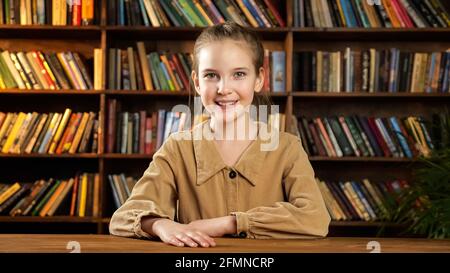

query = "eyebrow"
201;67;250;73
201;69;218;73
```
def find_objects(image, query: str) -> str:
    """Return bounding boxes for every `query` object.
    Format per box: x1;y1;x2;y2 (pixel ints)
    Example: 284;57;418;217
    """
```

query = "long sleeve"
109;138;178;239
231;137;331;239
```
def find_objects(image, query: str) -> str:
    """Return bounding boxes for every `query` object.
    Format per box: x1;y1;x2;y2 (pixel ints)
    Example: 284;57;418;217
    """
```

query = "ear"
254;67;265;93
191;70;201;96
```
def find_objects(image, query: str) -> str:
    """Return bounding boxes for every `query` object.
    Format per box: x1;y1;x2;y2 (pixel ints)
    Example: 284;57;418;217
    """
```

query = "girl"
109;22;330;248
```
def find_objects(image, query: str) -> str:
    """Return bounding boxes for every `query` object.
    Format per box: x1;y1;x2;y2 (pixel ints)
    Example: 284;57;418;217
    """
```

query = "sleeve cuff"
133;211;170;239
230;212;252;239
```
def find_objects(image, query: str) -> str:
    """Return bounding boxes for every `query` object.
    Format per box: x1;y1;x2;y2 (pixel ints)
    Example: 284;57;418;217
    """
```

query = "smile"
214;100;238;106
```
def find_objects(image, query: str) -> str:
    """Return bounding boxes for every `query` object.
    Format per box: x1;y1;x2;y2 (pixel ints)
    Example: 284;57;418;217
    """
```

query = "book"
108;0;285;27
296;114;434;159
271;51;286;92
293;0;450;28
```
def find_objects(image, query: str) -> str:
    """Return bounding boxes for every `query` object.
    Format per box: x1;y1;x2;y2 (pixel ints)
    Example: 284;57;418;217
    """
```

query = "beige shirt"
109;121;330;239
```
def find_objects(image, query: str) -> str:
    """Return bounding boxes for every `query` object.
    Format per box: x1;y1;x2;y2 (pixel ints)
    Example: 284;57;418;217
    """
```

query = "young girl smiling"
109;22;330;248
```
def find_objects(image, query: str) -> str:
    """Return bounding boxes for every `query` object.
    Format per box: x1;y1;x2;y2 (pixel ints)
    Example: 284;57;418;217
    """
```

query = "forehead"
197;40;254;70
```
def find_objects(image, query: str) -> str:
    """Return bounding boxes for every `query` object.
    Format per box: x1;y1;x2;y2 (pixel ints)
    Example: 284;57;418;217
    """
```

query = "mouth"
214;100;239;107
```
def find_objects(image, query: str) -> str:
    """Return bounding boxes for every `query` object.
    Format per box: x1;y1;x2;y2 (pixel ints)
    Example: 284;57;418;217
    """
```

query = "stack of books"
107;98;208;154
107;98;287;154
0;50;94;90
0;109;99;154
0;0;97;26
108;0;286;28
0;173;100;217
316;177;406;221
109;42;286;93
108;173;138;209
293;48;450;93
296;115;434;158
109;43;193;91
293;0;450;28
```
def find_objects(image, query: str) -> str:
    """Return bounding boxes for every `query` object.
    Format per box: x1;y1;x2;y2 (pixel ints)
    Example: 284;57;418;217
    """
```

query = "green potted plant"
390;111;450;239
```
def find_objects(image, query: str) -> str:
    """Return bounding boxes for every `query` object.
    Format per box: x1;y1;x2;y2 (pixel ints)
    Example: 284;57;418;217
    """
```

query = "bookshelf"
0;0;449;237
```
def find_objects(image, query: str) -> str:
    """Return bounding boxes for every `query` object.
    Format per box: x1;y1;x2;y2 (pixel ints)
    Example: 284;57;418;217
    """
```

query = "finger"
165;236;185;247
176;233;198;248
186;231;211;248
195;231;216;247
196;231;216;246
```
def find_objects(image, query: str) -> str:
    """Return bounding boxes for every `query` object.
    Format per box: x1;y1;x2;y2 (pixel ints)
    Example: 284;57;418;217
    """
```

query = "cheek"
198;83;217;110
199;80;216;90
237;82;256;102
199;82;217;99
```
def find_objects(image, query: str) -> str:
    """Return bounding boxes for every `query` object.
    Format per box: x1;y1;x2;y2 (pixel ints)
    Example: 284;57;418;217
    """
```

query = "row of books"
0;0;98;26
108;173;138;209
107;99;197;154
0;50;94;90
108;0;285;28
109;43;286;93
0;109;99;154
316;177;404;221
293;49;450;93
109;172;409;221
293;0;450;28
0;173;100;217
295;115;434;158
108;44;193;91
0;104;287;156
107;99;287;154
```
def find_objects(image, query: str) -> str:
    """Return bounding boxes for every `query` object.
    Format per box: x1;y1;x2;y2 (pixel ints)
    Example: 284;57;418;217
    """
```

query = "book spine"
263;0;285;27
27;113;49;154
81;0;94;25
271;51;286;92
10;52;32;89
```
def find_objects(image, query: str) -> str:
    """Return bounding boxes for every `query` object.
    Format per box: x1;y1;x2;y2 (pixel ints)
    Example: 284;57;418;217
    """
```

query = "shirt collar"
193;120;267;187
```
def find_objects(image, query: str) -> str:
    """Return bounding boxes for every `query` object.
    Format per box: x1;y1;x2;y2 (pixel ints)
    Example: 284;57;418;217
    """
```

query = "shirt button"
239;232;247;238
229;170;237;179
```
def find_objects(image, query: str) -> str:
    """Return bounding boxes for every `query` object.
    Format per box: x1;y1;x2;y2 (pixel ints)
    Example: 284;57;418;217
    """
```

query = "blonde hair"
192;21;265;73
190;22;272;115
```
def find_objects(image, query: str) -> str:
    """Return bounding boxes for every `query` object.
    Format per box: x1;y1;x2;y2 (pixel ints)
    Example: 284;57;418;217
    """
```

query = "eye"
204;72;218;79
234;71;246;78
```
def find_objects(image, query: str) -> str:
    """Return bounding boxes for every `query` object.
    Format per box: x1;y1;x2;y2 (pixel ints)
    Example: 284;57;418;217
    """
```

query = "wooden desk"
0;234;449;253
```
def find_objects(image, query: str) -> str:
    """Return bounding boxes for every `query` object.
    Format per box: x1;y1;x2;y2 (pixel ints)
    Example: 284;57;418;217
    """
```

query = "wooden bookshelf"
102;153;154;159
0;216;100;223
0;0;449;237
308;156;417;162
292;92;450;98
106;90;192;96
292;27;450;41
0;89;103;95
0;153;99;159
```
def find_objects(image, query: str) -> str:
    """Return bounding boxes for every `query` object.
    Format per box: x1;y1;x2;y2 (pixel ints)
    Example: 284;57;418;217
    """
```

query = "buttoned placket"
226;167;238;215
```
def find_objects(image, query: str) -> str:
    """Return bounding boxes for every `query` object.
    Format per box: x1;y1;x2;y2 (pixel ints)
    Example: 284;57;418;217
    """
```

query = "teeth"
216;101;236;106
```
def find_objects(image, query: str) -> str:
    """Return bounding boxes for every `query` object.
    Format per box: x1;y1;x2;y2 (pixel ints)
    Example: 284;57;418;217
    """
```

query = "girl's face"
192;39;264;124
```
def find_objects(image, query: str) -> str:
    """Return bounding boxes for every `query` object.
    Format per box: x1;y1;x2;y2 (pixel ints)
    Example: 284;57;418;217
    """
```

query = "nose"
217;78;233;95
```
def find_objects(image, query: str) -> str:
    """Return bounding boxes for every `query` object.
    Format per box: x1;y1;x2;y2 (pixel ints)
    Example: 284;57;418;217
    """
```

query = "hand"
188;216;237;237
149;218;216;248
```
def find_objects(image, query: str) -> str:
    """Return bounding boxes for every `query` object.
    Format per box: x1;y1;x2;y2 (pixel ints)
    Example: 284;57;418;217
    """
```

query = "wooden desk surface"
0;234;449;253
